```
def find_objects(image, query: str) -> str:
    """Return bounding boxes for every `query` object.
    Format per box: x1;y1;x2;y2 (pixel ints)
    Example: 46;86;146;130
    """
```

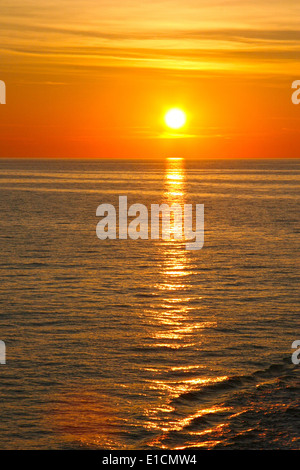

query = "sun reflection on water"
142;158;216;446
152;158;213;348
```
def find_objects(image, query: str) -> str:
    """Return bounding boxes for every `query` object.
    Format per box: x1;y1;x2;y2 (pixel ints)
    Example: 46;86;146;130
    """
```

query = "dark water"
0;158;299;449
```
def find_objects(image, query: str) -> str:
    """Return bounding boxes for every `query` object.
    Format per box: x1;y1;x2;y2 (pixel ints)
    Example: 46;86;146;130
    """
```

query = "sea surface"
0;158;299;450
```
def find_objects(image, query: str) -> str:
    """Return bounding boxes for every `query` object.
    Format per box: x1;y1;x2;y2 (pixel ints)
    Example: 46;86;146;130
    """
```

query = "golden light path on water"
144;158;225;448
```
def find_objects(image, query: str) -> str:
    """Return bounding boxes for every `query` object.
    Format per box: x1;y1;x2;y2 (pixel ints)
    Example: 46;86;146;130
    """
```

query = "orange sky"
0;0;299;158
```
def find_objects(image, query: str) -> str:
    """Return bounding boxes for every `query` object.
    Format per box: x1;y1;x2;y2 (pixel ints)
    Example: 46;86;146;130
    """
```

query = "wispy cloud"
1;1;299;75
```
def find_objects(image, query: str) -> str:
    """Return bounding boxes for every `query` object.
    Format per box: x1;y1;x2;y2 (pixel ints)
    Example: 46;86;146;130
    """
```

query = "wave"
172;359;298;405
146;358;299;450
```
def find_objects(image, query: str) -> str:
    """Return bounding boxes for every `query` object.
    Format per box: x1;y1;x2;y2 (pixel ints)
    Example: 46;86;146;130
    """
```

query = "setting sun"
164;108;186;130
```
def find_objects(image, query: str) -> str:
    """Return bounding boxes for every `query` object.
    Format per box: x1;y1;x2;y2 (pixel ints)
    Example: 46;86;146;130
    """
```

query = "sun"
164;108;186;130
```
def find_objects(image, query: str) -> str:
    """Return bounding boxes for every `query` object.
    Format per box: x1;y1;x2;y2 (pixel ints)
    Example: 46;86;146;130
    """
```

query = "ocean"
0;157;299;449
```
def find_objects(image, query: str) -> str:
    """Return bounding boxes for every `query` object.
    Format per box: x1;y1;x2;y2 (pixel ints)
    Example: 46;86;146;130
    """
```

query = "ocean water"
0;158;299;450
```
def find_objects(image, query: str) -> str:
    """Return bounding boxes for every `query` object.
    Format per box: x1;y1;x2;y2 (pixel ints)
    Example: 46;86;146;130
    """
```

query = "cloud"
2;20;300;43
1;4;299;76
